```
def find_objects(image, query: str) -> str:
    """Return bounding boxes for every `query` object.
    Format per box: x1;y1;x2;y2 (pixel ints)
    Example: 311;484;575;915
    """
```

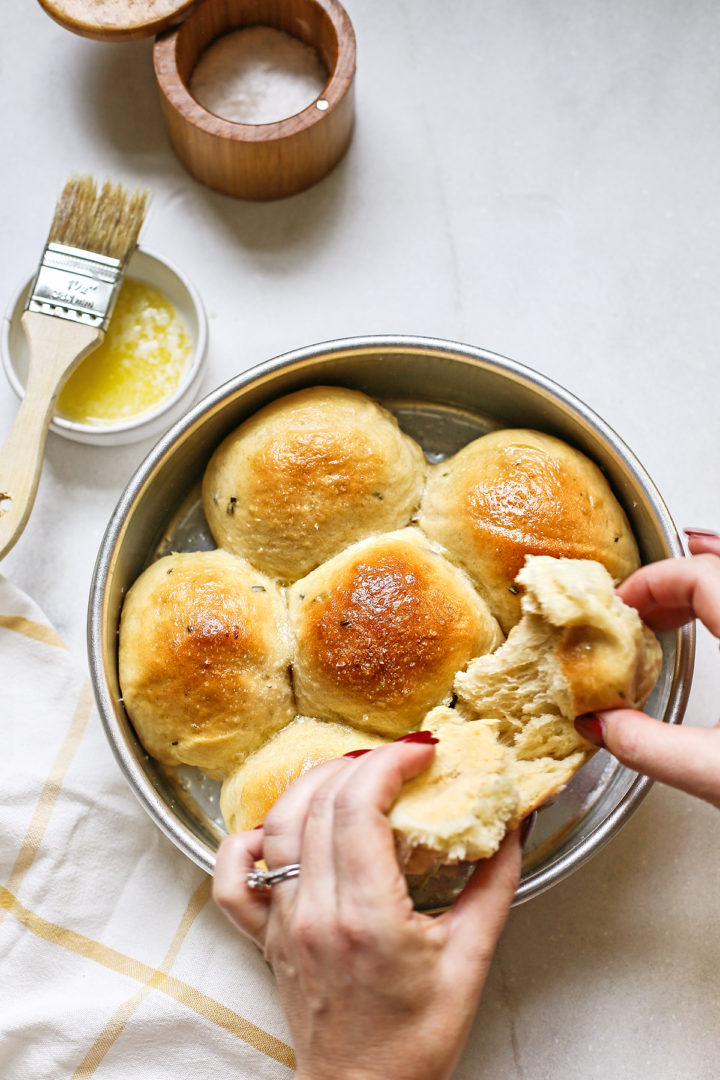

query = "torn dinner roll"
388;556;662;868
419;428;640;633
389;707;520;872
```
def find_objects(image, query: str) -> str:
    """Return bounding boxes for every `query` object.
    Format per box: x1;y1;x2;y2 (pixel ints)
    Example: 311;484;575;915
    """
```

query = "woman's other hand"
213;739;522;1080
575;530;720;810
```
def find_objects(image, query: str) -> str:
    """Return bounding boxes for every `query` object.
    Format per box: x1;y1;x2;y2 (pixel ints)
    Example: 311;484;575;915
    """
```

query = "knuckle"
290;905;323;952
332;786;364;827
259;810;282;839
262;801;293;839
306;786;339;824
336;904;374;951
264;935;295;977
211;876;235;913
212;840;249;911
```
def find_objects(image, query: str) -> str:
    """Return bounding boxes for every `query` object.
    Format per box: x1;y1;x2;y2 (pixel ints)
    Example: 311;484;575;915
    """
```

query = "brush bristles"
48;175;149;264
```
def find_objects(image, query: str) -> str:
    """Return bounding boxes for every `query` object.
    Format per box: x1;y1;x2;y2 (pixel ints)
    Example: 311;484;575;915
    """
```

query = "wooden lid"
37;0;198;42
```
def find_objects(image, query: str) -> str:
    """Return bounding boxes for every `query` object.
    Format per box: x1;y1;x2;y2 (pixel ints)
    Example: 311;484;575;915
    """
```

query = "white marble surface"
1;1;719;1076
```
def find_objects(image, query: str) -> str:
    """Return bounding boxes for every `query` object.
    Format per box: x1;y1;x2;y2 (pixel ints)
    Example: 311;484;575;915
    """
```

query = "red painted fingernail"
253;824;264;830
684;528;720;538
343;748;373;758
520;811;537;851
574;714;606;748
395;731;439;744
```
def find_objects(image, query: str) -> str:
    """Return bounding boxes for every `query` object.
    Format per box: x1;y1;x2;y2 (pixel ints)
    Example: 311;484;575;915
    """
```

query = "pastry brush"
0;175;149;560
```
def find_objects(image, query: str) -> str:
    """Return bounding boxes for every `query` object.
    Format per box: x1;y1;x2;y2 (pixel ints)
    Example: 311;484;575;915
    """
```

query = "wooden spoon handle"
0;312;101;560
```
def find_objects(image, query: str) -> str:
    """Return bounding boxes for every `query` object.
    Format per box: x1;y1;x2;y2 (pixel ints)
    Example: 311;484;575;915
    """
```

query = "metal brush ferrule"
25;242;124;330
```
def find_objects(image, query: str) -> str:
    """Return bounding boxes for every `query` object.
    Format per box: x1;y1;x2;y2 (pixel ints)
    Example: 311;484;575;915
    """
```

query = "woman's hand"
213;739;522;1080
575;530;720;810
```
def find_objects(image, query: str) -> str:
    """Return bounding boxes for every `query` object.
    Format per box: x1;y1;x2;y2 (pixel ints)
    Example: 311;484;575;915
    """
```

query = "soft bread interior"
389;707;520;872
388;556;663;866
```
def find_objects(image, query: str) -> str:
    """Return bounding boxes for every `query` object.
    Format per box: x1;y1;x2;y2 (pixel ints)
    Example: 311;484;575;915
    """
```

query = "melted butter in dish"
57;277;192;425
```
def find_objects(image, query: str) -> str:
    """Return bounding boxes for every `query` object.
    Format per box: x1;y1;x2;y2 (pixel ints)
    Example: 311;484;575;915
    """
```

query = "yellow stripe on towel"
0;885;295;1069
2;680;94;894
71;877;213;1078
0;613;68;650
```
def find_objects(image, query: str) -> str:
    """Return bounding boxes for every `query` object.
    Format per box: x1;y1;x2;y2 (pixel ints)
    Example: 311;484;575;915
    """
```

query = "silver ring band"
247;863;301;891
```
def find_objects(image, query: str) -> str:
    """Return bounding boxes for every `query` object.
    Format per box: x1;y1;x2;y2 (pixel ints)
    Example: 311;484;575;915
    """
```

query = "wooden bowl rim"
153;0;356;143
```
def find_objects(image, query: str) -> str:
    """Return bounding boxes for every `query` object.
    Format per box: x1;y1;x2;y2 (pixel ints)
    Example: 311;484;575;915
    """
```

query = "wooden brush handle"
0;312;102;560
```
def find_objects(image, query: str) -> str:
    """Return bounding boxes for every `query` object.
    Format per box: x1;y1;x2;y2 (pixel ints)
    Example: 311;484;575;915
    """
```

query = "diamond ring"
247;863;301;890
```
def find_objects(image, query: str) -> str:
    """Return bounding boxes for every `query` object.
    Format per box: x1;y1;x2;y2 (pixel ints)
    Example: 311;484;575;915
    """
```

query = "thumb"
439;829;522;976
575;711;720;810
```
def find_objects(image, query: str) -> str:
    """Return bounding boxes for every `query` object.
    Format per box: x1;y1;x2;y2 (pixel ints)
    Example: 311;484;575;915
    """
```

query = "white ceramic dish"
1;247;208;446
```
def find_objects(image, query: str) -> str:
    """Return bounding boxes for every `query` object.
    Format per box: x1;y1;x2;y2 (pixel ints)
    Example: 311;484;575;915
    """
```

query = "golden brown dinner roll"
220;716;388;831
418;428;640;632
288;527;503;738
118;549;295;776
389;557;662;869
202;386;427;582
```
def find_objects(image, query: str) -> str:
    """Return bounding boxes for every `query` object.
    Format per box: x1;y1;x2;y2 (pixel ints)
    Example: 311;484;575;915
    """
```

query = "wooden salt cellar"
154;0;356;200
37;0;356;201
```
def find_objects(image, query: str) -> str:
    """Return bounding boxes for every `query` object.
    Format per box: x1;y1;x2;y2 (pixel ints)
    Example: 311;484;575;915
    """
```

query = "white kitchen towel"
0;575;294;1080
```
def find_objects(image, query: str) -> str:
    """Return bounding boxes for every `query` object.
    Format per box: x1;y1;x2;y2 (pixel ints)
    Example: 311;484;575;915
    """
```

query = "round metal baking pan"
87;335;694;906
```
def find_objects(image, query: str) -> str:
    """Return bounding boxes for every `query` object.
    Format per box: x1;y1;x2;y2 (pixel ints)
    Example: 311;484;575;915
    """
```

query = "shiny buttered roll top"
287;528;502;737
202;385;427;582
419;428;640;633
118;549;295;777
